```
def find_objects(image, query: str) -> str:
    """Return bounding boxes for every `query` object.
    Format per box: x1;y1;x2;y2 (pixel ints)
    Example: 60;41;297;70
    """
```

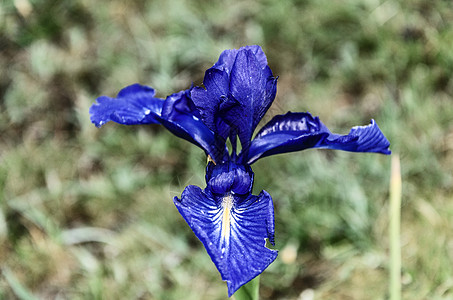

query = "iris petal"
191;69;231;140
89;84;164;127
231;165;254;195
174;186;277;297
158;89;228;164
321;119;392;153
213;45;268;74
90;85;227;163
161;89;200;119
244;112;391;164
224;49;277;148
206;162;253;195
191;46;277;148
207;169;235;194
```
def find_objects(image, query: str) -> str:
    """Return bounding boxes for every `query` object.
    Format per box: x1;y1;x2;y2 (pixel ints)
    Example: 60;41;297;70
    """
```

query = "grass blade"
2;267;39;300
389;154;402;300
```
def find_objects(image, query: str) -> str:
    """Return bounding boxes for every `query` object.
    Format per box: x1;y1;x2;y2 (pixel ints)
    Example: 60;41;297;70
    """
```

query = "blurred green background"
1;0;452;299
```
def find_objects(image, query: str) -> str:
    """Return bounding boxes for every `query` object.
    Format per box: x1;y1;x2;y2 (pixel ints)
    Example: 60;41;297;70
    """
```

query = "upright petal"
223;49;277;148
191;46;277;147
191;69;232;140
89;84;164;127
244;112;391;164
174;186;277;297
213;45;268;74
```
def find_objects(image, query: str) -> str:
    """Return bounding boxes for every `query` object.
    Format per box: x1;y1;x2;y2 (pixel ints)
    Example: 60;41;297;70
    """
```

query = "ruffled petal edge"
243;112;391;164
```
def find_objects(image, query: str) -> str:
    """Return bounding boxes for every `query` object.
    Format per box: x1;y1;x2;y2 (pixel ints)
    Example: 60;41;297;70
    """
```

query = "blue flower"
174;162;277;296
90;45;390;296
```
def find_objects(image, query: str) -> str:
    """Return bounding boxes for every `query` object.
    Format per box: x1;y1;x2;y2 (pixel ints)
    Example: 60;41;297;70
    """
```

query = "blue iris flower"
90;45;390;296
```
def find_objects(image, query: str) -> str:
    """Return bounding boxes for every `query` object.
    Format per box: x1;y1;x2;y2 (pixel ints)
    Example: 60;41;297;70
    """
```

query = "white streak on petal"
221;194;234;241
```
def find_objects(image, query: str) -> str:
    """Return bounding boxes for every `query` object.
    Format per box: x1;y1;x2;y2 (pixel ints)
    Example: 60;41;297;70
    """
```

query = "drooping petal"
91;85;227;163
174;186;277;297
161;88;201;119
158;89;228;164
227;190;277;291
244;112;391;164
320;119;391;153
89;84;164;127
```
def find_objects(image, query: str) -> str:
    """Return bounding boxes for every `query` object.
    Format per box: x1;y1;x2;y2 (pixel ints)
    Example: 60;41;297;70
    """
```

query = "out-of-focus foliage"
1;0;452;299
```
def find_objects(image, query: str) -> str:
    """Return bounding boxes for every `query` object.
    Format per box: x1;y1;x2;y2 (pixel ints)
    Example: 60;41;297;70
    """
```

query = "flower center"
221;193;234;240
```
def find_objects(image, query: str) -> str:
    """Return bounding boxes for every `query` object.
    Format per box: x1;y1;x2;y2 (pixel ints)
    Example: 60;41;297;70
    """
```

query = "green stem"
389;154;402;300
233;276;260;300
